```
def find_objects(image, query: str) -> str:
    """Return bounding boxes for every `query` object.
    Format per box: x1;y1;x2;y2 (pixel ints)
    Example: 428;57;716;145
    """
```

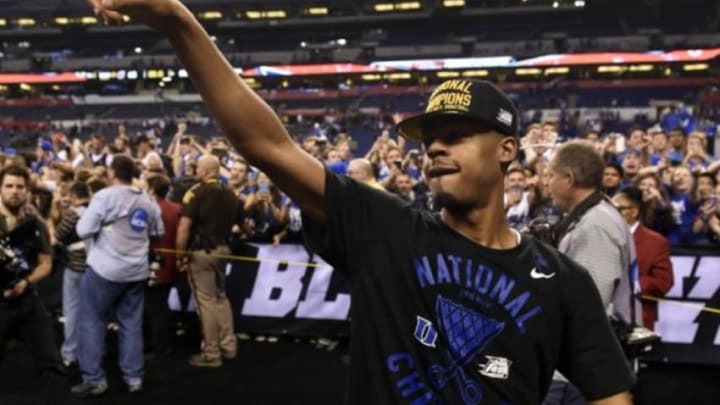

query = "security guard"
176;155;240;367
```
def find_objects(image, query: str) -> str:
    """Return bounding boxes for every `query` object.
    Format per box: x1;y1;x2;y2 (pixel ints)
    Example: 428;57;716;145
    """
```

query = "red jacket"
633;224;674;329
151;197;182;285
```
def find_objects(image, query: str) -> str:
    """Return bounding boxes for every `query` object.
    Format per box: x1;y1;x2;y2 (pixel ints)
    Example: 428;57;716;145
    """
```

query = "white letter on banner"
296;256;350;320
242;244;307;317
656;302;701;343
688;257;720;299
664;256;696;298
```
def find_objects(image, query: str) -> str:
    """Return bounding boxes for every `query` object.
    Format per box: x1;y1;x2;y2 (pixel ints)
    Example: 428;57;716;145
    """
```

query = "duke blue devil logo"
414;316;438;347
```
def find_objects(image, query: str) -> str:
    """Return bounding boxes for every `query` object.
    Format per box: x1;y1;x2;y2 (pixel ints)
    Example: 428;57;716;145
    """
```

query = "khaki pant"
187;246;236;360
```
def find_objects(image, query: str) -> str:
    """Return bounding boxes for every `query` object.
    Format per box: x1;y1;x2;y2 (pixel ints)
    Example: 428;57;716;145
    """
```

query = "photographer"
0;164;72;405
544;141;639;405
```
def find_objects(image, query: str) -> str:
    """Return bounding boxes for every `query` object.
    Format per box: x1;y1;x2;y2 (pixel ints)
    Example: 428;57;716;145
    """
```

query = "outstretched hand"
87;0;187;32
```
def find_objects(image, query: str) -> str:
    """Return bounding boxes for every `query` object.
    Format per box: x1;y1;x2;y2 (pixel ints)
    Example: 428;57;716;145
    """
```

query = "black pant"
0;290;73;405
144;283;174;352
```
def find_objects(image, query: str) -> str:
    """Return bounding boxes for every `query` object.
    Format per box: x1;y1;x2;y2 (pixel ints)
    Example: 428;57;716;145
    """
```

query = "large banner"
167;243;720;363
169;243;352;337
654;246;720;365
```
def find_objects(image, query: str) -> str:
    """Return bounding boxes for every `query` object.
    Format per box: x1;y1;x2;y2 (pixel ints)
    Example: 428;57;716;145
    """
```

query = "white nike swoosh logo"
530;267;556;279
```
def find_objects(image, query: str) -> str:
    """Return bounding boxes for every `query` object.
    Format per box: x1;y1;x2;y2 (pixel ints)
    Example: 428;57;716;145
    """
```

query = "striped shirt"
55;205;87;272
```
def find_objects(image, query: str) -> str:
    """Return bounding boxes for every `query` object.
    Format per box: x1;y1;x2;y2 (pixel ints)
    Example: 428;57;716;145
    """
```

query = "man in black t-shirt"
90;2;633;404
177;155;241;367
0;164;73;405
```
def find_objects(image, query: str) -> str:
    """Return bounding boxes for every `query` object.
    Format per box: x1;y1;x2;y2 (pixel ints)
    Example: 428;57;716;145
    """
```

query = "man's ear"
498;136;518;165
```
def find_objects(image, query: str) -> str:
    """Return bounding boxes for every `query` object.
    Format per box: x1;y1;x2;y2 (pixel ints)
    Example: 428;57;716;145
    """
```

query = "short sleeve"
302;168;410;275
181;184;201;219
557;258;634;400
34;218;52;255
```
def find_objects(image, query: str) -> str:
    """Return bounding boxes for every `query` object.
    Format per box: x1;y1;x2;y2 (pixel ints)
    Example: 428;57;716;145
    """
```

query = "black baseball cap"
396;79;519;141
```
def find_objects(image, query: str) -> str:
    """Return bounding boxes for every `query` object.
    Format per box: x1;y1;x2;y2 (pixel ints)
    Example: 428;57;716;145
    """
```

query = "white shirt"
630;221;640;234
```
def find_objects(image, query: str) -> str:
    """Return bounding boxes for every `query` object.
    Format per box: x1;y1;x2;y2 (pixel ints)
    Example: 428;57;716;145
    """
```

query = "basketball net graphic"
428;295;505;405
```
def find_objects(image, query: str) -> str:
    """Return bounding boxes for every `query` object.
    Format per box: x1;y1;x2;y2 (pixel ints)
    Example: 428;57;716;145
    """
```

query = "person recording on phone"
0;165;73;405
243;172;290;243
692;179;720;244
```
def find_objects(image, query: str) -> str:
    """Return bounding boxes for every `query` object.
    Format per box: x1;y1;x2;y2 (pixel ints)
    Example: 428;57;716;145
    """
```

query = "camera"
0;236;29;288
147;251;164;287
527;217;556;246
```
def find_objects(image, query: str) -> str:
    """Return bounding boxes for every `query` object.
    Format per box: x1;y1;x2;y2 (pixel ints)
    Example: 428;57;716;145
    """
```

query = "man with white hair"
346;158;383;190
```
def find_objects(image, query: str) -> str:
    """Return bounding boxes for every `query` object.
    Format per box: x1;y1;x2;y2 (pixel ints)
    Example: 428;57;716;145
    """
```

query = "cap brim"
396;110;470;142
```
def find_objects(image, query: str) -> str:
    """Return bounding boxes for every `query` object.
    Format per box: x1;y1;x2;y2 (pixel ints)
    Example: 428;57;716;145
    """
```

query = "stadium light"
462;70;489;77
443;0;465;7
396;2;422;10
552;1;559;8
0;19;6;27
198;11;223;20
374;2;421;12
134;47;143;54
15;18;36;27
437;71;460;78
304;7;329;16
597;65;626;73
515;68;542;75
683;63;709;71
386;73;412;80
361;74;382;81
80;16;98;25
544;67;569;75
55;17;70;25
628;64;653;72
245;10;287;19
574;0;586;7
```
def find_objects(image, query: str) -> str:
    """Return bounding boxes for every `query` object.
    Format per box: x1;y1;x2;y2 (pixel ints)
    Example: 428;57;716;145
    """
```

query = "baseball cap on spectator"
396;79;519;141
3;148;16;156
40;139;53;152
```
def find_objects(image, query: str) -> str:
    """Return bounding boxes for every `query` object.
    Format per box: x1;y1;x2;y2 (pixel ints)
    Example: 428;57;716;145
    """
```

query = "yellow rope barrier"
641;295;720;315
153;247;332;268
156;247;720;315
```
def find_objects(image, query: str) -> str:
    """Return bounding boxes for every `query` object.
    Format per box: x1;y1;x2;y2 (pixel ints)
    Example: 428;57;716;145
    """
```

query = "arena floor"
1;332;719;405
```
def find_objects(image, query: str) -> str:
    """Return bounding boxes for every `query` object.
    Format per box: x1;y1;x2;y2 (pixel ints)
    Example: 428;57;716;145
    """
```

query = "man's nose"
425;138;449;159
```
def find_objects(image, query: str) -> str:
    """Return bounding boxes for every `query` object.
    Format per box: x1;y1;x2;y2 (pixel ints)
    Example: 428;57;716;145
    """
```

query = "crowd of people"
0;1;716;404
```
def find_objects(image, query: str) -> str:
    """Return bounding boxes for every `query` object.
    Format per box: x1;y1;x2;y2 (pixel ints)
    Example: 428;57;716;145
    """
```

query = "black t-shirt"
303;169;633;405
181;178;240;248
0;214;51;291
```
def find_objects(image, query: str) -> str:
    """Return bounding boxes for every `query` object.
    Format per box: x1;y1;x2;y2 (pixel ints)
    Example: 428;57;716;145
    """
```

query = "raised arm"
90;0;326;222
